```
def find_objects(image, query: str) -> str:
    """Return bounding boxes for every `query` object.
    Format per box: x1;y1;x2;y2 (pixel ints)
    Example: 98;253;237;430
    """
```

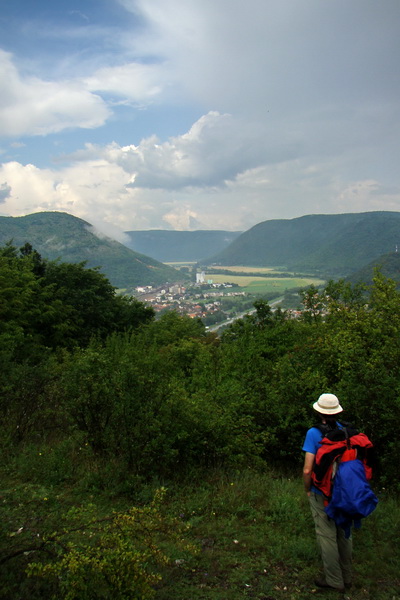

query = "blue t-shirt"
303;426;324;495
302;426;324;454
302;423;342;495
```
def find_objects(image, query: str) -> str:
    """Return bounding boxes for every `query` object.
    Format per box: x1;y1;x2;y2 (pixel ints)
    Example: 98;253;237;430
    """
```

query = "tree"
42;261;154;347
253;298;273;326
0;244;156;446
300;284;324;322
0;242;155;351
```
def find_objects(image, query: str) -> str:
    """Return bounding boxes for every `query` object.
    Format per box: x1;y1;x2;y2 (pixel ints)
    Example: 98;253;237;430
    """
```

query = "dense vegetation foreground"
1;245;399;599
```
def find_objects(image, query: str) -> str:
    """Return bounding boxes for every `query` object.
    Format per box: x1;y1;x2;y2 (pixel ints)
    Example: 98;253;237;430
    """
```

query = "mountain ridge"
0;212;180;289
347;251;400;287
2;211;400;288
204;211;400;277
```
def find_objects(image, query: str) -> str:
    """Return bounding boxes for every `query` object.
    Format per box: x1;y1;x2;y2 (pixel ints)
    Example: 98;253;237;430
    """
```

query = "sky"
0;0;400;239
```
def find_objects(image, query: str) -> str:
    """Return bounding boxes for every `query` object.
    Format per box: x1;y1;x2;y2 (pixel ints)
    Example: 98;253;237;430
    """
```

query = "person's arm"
303;452;315;496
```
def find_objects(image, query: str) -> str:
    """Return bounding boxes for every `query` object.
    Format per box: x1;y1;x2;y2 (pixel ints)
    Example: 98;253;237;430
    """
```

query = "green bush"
26;489;195;600
1;488;195;600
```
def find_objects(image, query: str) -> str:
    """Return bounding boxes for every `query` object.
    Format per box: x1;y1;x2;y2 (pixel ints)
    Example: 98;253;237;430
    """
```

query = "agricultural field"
205;269;325;296
167;262;198;267
241;277;325;295
206;265;288;274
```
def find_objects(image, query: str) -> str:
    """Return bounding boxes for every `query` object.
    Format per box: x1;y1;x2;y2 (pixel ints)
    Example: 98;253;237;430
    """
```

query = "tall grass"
158;470;399;600
1;452;399;600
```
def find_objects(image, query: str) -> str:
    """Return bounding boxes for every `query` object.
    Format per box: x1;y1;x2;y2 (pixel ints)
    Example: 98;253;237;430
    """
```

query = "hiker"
302;393;352;593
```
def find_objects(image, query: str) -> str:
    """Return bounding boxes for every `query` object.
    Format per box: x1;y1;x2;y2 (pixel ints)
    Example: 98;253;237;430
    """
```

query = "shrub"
25;489;196;600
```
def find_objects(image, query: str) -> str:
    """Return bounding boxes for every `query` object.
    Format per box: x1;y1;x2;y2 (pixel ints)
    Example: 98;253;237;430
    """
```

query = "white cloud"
1;1;399;234
335;180;400;214
161;204;204;230
2;144;400;237
0;50;111;137
85;224;131;246
84;62;164;103
66;112;267;189
0;49;167;139
0;182;11;203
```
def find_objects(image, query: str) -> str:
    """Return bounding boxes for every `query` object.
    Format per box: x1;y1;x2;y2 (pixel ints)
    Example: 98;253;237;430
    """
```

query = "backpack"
311;423;378;538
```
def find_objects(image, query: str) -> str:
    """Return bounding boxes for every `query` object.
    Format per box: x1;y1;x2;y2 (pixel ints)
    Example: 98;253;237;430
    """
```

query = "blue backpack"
325;455;378;538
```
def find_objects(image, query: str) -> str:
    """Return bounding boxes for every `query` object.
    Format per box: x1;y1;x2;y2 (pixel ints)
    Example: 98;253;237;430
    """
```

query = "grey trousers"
309;492;352;588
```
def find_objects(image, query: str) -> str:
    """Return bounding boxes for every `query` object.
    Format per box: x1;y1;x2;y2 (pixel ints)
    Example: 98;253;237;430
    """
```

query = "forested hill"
0;212;181;289
204;211;400;277
124;229;242;262
347;251;400;286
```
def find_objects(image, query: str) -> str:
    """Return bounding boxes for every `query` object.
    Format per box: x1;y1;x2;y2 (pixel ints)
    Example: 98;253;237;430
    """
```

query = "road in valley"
207;297;284;332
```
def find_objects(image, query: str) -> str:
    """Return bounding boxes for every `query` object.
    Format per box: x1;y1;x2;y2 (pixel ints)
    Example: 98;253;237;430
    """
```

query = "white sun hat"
313;393;343;415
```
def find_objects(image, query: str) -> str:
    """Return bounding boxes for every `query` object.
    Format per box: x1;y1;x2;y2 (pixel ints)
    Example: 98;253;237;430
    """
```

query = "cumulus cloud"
0;182;11;203
336;180;400;213
0;157;168;230
66;112;268;190
0;49;168;138
1;1;399;234
2;147;400;236
0;50;111;137
84;62;164;103
0;160;131;238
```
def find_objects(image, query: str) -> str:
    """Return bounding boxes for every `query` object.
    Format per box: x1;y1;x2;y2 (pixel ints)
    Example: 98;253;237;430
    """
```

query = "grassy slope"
1;461;398;600
160;471;398;600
